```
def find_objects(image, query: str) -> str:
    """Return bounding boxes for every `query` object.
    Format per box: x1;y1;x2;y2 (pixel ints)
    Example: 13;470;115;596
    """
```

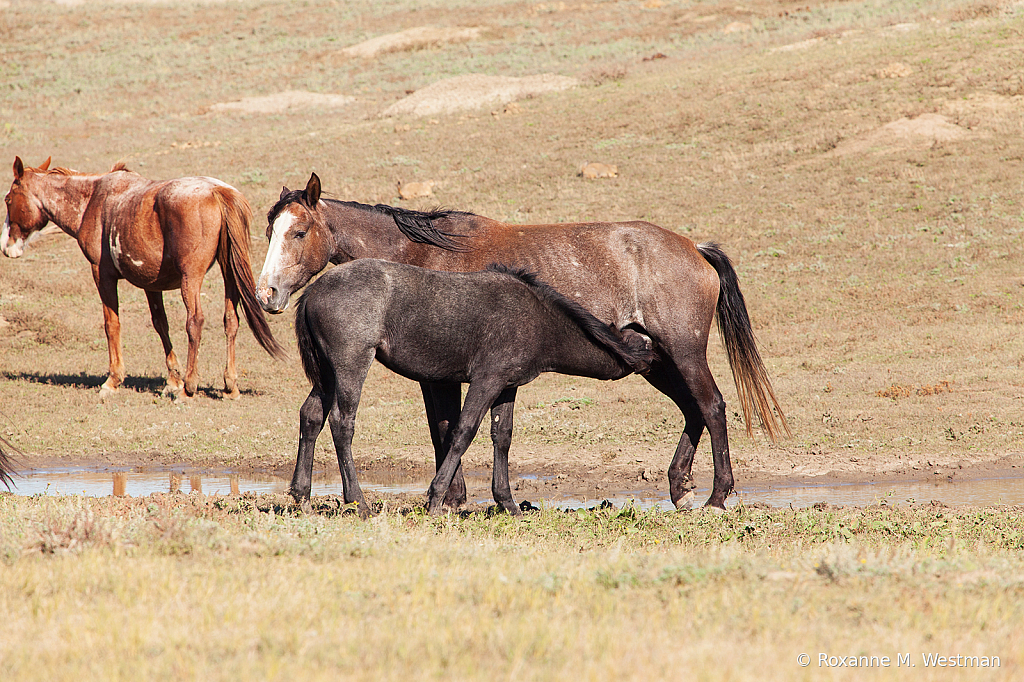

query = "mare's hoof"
674;490;696;511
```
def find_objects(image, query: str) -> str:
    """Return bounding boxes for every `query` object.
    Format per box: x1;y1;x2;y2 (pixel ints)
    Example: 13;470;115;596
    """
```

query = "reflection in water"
6;466;1024;509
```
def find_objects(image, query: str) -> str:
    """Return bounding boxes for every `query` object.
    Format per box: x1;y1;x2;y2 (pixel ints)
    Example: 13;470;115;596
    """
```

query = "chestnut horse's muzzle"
1;216;25;258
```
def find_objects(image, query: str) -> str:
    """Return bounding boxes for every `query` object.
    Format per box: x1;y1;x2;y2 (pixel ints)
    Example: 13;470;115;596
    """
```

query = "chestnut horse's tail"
697;242;790;443
215;187;287;360
0;435;19;491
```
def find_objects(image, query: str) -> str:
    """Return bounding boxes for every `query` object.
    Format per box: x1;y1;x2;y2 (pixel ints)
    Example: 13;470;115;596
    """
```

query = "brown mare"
2;157;285;399
256;173;788;509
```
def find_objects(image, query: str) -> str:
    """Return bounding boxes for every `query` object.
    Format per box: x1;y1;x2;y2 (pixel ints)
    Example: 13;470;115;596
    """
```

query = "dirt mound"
210;91;354;114
342;26;484;59
383;74;578;118
831;113;972;156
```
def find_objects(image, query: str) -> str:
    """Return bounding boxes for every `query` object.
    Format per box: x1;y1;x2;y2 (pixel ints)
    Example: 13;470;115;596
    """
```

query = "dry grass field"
2;0;1024;677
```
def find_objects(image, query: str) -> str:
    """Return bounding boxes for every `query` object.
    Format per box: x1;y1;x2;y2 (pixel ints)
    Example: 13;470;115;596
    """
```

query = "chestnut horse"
3;157;285;399
257;173;788;509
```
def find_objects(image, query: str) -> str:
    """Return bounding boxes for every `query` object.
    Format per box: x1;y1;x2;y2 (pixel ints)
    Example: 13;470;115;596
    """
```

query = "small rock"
397;180;435;200
578;162;618;179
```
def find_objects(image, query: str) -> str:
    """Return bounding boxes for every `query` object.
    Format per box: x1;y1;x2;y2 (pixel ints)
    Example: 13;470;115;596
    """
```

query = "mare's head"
257;172;335;313
3;156;52;258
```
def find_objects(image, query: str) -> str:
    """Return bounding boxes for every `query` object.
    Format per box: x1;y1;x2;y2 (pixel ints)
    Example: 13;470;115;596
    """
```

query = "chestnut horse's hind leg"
420;383;468;509
179;275;206;398
145;290;184;395
221;272;241;399
91;264;126;399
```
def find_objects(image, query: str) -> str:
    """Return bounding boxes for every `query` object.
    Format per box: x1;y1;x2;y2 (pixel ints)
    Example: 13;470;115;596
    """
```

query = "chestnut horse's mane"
46;161;130;176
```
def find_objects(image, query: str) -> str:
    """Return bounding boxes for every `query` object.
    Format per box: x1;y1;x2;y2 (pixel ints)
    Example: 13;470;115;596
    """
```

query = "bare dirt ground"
2;0;1024;508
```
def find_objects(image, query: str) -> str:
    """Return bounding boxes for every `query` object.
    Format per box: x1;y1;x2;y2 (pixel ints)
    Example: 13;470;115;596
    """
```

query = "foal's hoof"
673;490;696;511
702;503;726;515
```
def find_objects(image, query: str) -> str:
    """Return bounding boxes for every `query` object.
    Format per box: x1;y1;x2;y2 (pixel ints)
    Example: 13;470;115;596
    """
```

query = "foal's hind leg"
145;290;184;395
420;383;468;509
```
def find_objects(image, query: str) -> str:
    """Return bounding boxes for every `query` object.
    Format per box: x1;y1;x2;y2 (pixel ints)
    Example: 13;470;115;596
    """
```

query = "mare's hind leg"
420;383;468;509
179;275;206;398
645;354;733;510
289;387;330;504
145;290;184;394
489;387;520;515
221;274;241;399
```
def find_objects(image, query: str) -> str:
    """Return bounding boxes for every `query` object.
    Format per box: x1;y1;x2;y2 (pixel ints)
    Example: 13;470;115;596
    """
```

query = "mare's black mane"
267;190;473;252
485;264;654;374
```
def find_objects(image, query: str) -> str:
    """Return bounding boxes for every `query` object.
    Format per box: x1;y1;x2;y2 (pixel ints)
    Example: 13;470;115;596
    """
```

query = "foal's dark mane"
268;190;473;252
485;264;654;374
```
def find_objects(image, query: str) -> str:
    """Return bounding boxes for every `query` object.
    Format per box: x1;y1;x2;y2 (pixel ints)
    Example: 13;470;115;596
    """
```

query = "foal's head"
257;172;334;313
3;156;52;258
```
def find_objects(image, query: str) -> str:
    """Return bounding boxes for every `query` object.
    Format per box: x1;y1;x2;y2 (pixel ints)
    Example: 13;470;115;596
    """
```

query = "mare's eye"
294;231;307;239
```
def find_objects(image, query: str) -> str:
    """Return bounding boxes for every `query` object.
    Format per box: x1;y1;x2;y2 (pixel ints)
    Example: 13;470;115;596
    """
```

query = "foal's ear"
13;156;24;180
304;172;321;206
39;156;51;171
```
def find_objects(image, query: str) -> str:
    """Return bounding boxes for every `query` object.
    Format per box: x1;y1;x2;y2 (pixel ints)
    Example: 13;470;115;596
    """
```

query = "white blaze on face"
258;210;296;292
1;214;24;259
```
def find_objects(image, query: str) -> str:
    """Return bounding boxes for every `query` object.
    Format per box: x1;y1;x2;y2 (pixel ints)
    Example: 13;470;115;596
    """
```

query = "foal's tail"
216;187;287;360
697;242;790;443
294;289;332;395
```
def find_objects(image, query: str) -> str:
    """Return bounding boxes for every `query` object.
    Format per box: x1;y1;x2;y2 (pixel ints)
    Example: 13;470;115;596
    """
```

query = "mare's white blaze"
259;211;296;290
1;215;24;258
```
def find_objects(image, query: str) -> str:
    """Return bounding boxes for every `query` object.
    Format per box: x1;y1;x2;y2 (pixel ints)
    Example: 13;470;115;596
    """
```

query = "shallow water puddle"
7;466;1024;509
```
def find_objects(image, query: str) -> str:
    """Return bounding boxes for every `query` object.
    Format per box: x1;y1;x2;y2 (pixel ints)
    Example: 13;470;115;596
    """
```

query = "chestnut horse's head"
256;172;335;314
3;156;52;258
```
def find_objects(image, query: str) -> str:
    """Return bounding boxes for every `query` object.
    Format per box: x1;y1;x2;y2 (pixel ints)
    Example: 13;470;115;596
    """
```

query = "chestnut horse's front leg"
91;263;125;399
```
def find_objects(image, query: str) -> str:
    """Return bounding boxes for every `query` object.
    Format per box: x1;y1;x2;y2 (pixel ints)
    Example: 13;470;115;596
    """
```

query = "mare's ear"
39;156;51;171
280;186;290;200
13;157;24;180
304;172;321;206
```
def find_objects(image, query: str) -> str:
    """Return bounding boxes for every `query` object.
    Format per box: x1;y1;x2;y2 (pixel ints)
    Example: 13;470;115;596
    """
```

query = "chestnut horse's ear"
304;173;321;206
13;156;24;179
39;156;51;171
280;186;290;200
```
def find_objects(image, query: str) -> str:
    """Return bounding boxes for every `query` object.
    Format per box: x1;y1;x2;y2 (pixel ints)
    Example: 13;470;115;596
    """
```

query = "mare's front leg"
420;383;468;509
178;274;206;398
145;290;184;395
489;387;521;516
91;263;125;398
426;381;503;515
289;388;330;505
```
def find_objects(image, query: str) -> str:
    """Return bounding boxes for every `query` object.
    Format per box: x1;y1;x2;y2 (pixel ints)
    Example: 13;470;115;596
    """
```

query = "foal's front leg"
420;383;468;509
489;387;521;516
426;382;504;515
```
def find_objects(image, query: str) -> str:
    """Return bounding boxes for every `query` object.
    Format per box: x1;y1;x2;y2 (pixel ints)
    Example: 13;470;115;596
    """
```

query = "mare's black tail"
696;241;790;443
294;289;333;395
